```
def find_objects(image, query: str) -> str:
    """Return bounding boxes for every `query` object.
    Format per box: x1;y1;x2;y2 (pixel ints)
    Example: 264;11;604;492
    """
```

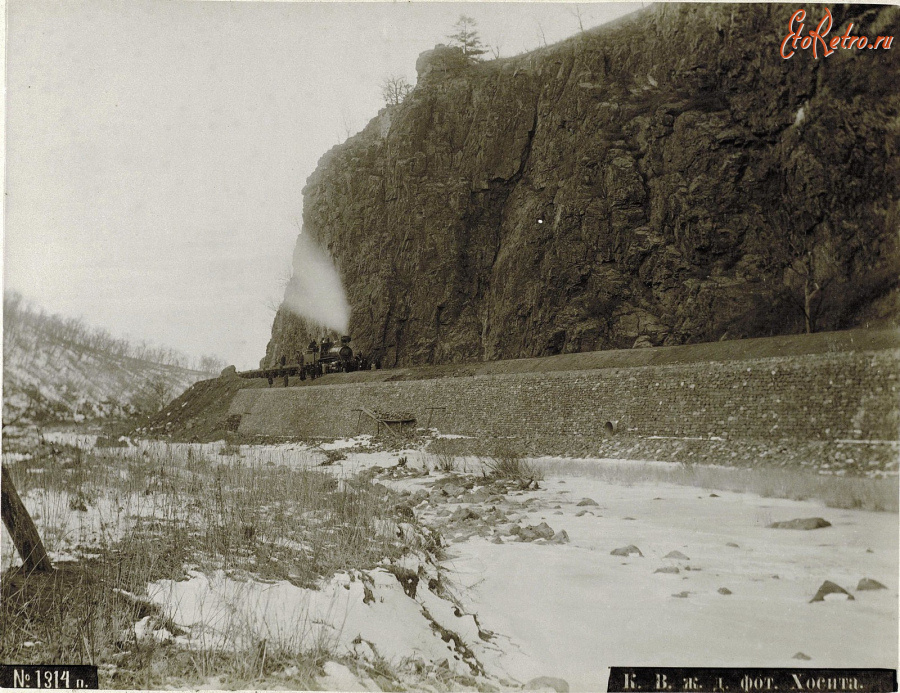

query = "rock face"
265;4;899;368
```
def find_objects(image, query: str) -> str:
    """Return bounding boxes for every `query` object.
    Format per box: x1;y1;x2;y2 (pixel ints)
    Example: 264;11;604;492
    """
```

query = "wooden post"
1;465;53;573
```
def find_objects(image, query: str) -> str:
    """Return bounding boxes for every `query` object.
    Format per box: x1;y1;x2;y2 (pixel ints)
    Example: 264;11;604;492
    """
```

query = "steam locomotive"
301;335;369;378
239;334;380;386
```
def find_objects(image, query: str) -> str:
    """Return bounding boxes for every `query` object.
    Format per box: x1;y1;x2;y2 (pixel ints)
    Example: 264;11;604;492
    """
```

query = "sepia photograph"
2;1;898;691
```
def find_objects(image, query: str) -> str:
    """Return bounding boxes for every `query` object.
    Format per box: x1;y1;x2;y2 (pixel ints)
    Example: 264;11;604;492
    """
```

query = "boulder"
577;498;599;507
219;365;239;379
717;587;732;595
549;530;570;544
432;475;474;491
769;517;831;530
415;44;470;82
394;503;416;521
532;522;555;540
664;550;690;560
793;652;812;661
610;544;643;557
809;580;854;603
654;566;680;574
463;488;492;504
524;677;570;693
451;507;480;522
856;578;887;591
513;522;556;542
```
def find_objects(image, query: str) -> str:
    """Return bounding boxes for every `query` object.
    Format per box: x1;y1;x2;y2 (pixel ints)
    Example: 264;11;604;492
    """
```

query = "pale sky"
4;0;638;370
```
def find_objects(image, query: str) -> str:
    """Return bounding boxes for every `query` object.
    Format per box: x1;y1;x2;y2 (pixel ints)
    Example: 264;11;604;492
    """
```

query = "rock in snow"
857;578;888;591
611;545;643;557
809;581;854;602
769;517;831;530
664;550;690;560
718;587;732;595
793;652;812;660
513;522;556;542
451;506;480;522
524;676;570;692
654;566;680;574
577;498;599;507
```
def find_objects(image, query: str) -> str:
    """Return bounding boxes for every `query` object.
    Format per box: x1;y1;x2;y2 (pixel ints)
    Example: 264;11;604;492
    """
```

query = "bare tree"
265;295;284;315
783;242;839;334
197;355;227;373
761;211;841;334
380;75;413;106
335;112;356;144
568;5;586;32
447;15;488;59
536;21;549;47
135;375;176;414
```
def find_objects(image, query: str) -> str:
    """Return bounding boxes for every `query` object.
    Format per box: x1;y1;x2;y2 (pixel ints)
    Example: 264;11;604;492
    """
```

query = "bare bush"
482;439;544;484
0;441;423;686
380;75;413;106
428;438;457;473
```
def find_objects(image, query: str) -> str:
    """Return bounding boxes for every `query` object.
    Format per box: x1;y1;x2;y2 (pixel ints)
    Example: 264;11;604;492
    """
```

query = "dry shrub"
1;440;418;686
428;438;458;473
482;439;544;483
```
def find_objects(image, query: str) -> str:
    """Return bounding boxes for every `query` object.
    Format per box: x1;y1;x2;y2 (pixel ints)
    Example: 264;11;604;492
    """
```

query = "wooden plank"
1;466;53;573
359;407;402;439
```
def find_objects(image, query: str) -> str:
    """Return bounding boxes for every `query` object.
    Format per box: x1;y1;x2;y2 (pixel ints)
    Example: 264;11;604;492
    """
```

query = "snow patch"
145;567;488;678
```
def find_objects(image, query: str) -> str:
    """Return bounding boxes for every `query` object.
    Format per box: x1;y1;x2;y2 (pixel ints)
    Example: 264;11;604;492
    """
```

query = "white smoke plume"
282;231;350;335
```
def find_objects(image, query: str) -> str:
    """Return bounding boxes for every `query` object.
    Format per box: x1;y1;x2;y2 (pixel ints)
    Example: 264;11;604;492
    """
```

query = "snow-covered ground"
3;434;896;690
143;560;497;684
437;478;897;689
311;443;898;688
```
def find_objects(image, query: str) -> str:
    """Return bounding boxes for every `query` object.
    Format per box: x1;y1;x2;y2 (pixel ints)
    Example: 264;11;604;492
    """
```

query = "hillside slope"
265;4;899;368
3;297;213;427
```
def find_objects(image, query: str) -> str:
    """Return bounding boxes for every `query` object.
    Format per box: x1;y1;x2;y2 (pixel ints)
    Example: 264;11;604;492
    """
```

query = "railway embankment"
145;328;900;474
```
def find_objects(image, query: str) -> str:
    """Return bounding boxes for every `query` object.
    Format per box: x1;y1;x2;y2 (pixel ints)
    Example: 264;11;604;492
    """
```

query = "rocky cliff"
265;4;899;368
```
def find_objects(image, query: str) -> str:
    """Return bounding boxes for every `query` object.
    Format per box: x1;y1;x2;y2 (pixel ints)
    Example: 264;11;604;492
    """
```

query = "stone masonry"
232;342;899;471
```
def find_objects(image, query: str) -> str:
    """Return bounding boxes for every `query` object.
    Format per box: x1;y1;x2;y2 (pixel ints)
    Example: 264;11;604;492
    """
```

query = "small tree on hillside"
133;375;176;415
380;75;413;106
447;15;488;60
568;5;586;32
761;209;842;335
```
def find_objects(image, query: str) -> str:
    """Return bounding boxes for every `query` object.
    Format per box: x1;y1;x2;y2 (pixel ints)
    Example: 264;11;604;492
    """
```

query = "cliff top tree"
380;75;413;106
447;15;487;60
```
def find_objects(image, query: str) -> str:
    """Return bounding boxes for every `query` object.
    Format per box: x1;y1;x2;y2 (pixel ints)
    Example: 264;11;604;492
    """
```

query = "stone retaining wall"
231;347;899;470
